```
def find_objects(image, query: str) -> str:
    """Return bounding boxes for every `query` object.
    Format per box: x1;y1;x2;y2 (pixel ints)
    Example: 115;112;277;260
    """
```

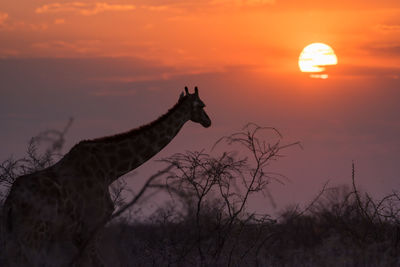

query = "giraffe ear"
179;92;184;100
194;86;198;96
184;86;189;95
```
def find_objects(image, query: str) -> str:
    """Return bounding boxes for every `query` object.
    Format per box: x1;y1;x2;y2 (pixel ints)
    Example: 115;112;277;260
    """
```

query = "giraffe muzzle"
200;110;211;128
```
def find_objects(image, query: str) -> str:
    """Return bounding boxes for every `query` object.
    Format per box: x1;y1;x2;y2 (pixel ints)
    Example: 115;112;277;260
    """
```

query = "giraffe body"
2;87;211;266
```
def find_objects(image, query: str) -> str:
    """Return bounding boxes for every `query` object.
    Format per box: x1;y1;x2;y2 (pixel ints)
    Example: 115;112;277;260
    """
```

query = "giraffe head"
180;86;211;128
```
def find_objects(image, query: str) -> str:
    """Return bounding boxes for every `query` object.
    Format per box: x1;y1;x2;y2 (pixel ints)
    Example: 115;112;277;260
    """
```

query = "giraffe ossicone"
2;87;211;266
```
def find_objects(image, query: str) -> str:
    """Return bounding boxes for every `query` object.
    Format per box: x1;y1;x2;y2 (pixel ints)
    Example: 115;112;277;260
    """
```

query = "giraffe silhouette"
2;87;211;266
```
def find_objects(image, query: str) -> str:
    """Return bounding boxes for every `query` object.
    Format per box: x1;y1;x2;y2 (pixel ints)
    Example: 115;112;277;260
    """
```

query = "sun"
298;43;338;78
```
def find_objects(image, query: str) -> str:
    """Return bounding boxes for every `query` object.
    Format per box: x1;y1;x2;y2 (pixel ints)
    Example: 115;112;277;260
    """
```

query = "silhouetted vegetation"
1;122;400;266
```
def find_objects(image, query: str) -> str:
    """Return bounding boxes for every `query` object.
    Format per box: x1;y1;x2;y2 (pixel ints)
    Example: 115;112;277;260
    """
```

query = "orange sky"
1;0;400;212
1;0;400;73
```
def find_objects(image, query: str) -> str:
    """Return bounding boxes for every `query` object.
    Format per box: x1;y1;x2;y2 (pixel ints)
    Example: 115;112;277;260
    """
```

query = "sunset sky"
1;0;400;213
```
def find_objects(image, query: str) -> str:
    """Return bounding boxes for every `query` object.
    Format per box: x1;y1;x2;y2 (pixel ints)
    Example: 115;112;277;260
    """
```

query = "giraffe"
2;87;211;267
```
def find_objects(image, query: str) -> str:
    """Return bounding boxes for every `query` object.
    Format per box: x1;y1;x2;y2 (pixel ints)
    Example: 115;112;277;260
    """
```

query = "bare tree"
147;123;301;265
0;118;73;202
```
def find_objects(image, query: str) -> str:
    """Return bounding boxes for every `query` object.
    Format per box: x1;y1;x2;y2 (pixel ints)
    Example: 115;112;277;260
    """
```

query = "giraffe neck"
78;99;191;185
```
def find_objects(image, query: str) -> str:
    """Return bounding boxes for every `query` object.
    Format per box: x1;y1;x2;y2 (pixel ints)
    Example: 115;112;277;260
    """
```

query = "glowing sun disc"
298;43;338;73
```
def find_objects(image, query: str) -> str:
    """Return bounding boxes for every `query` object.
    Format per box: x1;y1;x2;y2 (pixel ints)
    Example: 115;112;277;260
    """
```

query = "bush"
1;122;400;266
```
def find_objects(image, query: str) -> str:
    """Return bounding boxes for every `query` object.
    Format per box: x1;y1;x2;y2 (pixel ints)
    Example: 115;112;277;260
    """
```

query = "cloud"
0;12;8;25
54;18;66;24
210;0;275;6
274;0;400;10
92;88;137;96
137;0;275;13
142;5;171;11
0;48;20;58
30;23;49;31
0;12;9;29
142;0;275;11
31;40;102;55
0;12;47;32
35;2;136;16
91;67;221;84
375;24;400;33
332;64;400;79
362;43;400;57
